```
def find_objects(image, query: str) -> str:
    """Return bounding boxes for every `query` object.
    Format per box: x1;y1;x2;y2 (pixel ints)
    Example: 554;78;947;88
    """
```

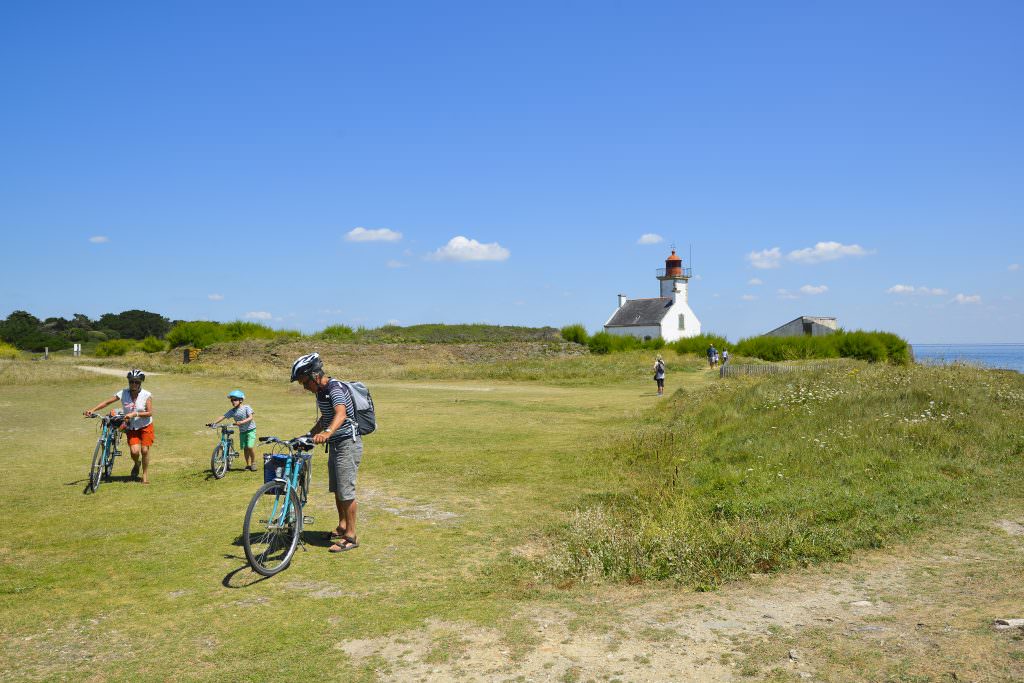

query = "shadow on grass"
222;563;271;588
229;530;334;549
75;474;145;494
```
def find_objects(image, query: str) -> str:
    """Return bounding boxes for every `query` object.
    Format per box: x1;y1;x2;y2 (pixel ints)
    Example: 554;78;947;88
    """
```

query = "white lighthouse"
603;249;702;342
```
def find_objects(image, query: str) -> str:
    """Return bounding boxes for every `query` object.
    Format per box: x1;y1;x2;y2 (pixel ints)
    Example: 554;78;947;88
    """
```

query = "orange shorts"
127;424;155;447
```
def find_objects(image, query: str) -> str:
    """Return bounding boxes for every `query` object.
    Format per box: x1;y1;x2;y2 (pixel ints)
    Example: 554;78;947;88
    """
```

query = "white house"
603;250;702;342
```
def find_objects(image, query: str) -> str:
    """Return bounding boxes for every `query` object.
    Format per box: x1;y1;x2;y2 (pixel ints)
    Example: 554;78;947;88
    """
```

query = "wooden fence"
719;361;836;378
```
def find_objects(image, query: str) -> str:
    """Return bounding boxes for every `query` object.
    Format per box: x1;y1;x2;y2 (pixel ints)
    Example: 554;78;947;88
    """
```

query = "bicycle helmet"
228;389;245;399
290;352;323;382
127;368;145;382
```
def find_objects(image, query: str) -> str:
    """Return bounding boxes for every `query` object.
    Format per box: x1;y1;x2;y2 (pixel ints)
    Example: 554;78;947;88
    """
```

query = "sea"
910;344;1024;373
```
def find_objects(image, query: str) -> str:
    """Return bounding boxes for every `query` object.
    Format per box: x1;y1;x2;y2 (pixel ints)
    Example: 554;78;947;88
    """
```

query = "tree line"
0;310;172;352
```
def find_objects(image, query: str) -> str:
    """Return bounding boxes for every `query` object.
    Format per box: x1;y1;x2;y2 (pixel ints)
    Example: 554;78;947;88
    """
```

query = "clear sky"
2;1;1021;343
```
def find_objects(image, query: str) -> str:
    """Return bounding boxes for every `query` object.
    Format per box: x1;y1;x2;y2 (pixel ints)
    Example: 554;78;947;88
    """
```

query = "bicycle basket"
263;453;290;487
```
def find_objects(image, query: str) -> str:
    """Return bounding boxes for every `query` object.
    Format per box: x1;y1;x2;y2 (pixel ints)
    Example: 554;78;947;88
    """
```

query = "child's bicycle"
205;424;240;479
84;412;126;493
242;434;314;577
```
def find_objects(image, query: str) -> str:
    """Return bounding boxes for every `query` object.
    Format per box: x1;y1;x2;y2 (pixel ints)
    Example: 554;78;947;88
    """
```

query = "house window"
678;314;685;330
643;335;652;341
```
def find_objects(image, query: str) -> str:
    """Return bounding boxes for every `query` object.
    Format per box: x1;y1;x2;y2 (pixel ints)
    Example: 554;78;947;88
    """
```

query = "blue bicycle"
205;424;240;479
242;434;314;576
84;412;126;493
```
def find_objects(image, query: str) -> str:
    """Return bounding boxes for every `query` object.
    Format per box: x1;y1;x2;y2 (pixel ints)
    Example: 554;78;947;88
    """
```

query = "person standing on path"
290;352;363;553
707;344;717;368
653;355;666;396
83;368;154;484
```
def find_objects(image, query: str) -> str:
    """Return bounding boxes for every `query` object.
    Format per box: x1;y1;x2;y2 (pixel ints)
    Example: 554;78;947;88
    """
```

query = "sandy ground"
337;513;1024;682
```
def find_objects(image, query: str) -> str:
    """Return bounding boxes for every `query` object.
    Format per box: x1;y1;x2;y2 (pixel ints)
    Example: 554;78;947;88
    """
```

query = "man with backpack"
291;352;365;553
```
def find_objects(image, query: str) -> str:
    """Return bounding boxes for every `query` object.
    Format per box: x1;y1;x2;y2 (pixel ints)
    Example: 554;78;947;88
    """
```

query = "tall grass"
543;363;1024;588
0;341;20;359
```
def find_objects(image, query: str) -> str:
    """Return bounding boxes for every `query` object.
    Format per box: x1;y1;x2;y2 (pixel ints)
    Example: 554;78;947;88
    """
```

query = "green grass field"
1;353;1022;681
0;355;707;681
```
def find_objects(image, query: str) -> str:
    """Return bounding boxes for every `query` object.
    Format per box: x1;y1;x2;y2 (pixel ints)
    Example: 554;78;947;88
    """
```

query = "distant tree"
0;310;71;351
98;310;171;340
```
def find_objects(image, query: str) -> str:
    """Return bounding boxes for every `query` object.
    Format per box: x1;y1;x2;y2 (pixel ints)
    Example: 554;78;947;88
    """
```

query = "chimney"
618;294;627;308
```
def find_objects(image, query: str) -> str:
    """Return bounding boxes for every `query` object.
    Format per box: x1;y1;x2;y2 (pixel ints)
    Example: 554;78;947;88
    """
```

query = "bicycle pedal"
302;516;314;525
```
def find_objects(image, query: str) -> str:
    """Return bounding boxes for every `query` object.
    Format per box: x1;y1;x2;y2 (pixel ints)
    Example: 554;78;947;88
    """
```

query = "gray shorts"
327;437;363;501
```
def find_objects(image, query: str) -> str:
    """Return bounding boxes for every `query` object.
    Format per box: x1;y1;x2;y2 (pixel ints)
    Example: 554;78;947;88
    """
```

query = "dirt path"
75;365;162;377
339;512;1024;681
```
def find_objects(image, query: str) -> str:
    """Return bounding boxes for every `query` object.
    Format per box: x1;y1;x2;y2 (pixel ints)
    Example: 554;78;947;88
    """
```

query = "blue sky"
1;1;1021;343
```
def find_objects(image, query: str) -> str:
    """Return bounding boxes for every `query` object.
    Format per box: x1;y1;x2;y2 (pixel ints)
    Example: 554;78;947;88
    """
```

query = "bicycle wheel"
211;444;227;479
88;439;106;493
242;480;302;576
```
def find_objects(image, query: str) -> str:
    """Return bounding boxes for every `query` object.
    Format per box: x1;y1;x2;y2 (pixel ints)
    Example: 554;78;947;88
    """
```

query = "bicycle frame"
260;438;313;523
87;412;125;491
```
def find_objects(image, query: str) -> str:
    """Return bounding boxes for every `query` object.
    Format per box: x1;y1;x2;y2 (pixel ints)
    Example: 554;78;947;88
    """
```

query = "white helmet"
290;353;323;382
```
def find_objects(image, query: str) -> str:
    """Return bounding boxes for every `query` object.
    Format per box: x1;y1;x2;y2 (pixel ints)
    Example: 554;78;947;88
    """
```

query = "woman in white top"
84;368;155;484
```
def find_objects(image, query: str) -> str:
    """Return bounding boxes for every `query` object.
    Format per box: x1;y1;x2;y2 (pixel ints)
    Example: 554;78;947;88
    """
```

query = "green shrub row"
733;330;910;364
165;321;301;349
561;325;910;365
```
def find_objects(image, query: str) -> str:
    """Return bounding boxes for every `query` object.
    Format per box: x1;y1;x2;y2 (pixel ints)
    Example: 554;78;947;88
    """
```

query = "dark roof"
605;298;673;326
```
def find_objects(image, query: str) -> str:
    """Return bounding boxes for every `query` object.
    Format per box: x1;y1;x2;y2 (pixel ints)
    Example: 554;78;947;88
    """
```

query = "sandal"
329;525;347;540
329;536;359;553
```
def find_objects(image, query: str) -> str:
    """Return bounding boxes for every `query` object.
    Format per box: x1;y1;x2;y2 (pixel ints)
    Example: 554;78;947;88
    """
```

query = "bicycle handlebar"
258;434;315;453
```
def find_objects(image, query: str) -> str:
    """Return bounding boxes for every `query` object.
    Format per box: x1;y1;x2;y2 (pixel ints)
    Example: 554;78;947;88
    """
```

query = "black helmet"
290;353;323;382
127;368;145;382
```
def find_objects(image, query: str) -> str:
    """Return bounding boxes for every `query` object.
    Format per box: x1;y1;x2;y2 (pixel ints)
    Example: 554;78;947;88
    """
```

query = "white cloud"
428;236;510;262
88;236;109;244
740;294;758;301
748;278;763;286
887;285;947;296
207;294;224;301
245;311;273;320
787;241;872;264
952;293;981;305
800;284;829;295
346;227;402;242
637;233;663;245
386;260;407;269
777;288;799;300
747;247;782;269
1010;263;1021;271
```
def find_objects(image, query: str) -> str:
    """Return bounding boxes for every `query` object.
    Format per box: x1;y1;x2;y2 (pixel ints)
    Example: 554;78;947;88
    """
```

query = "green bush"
166;321;225;349
139;336;167;353
86;330;108;342
95;339;136;357
318;324;355;340
0;341;20;359
560;324;589;345
587;332;614;354
834;330;888;363
671;333;730;356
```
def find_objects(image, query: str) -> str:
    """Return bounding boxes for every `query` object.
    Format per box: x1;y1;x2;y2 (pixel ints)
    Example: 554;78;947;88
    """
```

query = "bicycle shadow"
229;530;333;549
222;561;271;588
74;474;141;494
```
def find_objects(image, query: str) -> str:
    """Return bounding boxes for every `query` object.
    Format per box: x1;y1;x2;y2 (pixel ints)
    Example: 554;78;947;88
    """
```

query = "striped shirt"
316;378;356;441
